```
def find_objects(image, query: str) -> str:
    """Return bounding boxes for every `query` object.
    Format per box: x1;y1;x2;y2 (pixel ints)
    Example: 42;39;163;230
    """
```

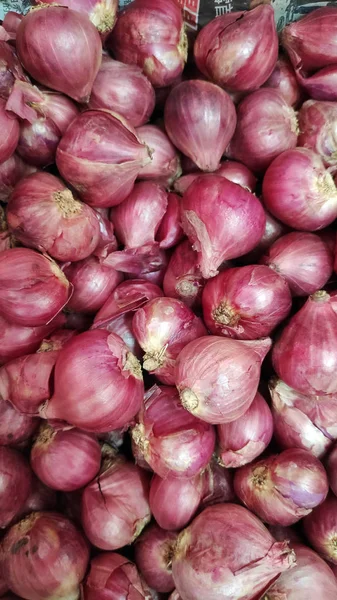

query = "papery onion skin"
108;0;187;88
0;511;89;599
93;279;163;327
0;446;32;528
93;207;118;259
0;154;35;203
134;524;176;593
261;231;333;296
132;296;207;384
266;542;337;599
156;193;184;250
263;148;337;231
111;182;168;249
163;240;205;309
194;5;278;92
263;56;302;107
0;312;65;366
270;378;337;459
43;330;144;432
0;97;19;163
8;172;100;262
64;257;123;314
172;503;295;600
81;455;151;550
137;125;181;187
16;6;102;103
298;100;337;168
202;264;292;340
94;312;142;359
234;448;329;526
227;89;298;173
164;80;236;173
149;473;204;531
89;56;155;126
200;458;236;508
175;336;271;424
273;290;337;396
181;175;266;278
0;396;38;447
217;392;273;469
35;0;118;37
82;552;154;600
0;41;27;100
132;385;215;479
0;248;70;327
0;330;75;415
56;109;151;208
30;422;101;492
303;495;337;564
327;444;337;497
281;8;337;73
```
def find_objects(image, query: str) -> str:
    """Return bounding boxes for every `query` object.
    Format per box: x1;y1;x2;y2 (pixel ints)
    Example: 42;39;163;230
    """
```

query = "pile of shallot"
1;1;337;599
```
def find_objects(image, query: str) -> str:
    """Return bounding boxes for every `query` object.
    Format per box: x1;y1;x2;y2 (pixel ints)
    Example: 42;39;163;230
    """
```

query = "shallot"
137;125;181;186
134;524;176;593
303;495;337;564
0;446;32;528
149;473;204;531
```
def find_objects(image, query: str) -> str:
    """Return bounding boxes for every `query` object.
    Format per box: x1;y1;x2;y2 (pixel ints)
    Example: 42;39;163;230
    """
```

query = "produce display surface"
1;1;337;599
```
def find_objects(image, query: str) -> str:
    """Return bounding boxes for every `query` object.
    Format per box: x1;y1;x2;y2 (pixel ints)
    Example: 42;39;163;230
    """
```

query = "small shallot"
175;336;271;424
202;264;292;340
263;148;337;231
134;524;176;593
137;125;181;186
89;56;155;126
172;503;295;600
263;56;302;107
56;109;151;208
234;448;329;526
156;193;184;249
0;446;32;528
81;454;151;550
217;392;273;468
303;495;337;564
0;154;35;202
0;397;38;447
181;175;266;278
131;385;215;479
298;99;337;168
149;473;204;531
273;291;337;396
164;80;236;172
201;458;236;507
163;240;205;308
30;422;101;491
132;296;207;384
261;231;334;296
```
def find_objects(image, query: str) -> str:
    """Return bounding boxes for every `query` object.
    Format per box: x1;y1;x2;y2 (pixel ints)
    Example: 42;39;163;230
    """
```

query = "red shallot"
56;109;151;208
89;56;155;126
0;446;32;528
93;207;118;259
0;511;89;599
131;385;215;479
42;330;144;432
0;330;75;415
174;160;257;195
172;503;295;600
303;495;337;564
134;524;176;593
0;397;38;447
149;473;204;531
261;231;334;296
0;97;19;163
8;172;100;262
298;100;337;168
35;0;118;37
217;392;273;468
83;552;154;600
273;290;337;396
31;422;101;491
137;125;181;186
111;182;168;249
200;458;236;507
263;148;337;231
263;55;302;107
18;475;57;517
0;248;71;327
234;448;329;526
81;454;151;550
270;378;337;458
156;193;184;249
164;80;236;172
163;240;205;308
175;336;271;424
64;257;122;314
132;296;207;384
108;0;187;88
227;89;298;173
181;175;266;278
0;154;35;202
194;5;278;92
202;264;292;340
16;6;102;103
